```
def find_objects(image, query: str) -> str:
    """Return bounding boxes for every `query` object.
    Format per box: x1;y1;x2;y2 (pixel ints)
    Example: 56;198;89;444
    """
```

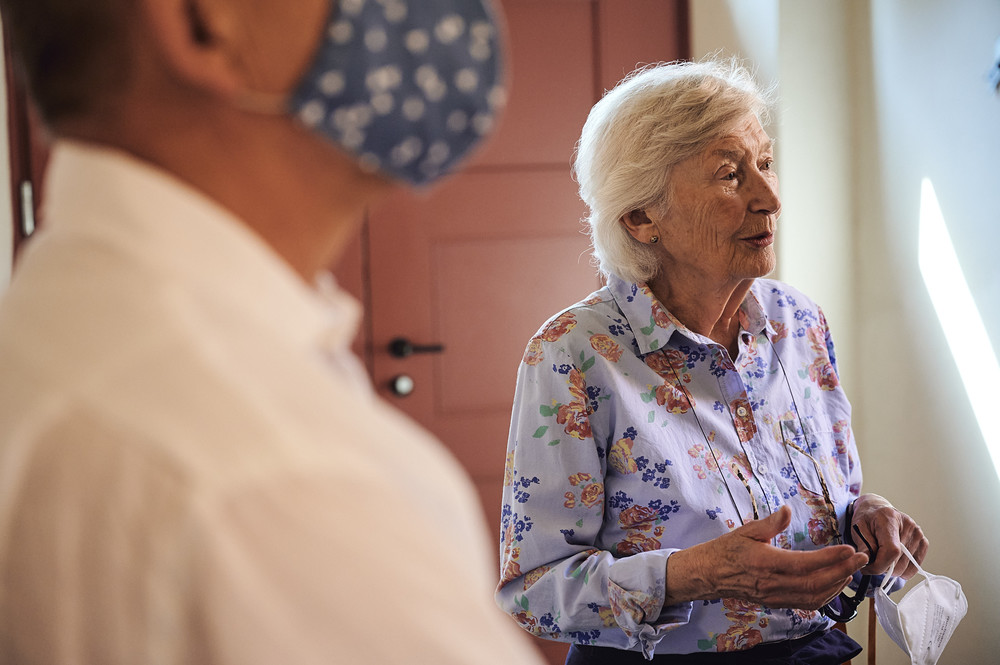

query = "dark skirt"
565;629;862;665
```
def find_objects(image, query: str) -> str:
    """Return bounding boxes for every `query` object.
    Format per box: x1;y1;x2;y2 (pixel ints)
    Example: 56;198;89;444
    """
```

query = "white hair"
573;58;776;284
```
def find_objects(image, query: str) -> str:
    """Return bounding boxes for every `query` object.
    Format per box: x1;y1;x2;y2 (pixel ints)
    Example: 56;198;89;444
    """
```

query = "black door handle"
388;337;445;358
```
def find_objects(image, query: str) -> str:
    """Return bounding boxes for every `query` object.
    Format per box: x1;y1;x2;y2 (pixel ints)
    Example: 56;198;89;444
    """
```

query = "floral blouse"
496;274;862;658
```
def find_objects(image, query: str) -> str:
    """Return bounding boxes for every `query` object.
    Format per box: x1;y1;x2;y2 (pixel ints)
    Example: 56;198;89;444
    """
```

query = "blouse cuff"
607;550;694;659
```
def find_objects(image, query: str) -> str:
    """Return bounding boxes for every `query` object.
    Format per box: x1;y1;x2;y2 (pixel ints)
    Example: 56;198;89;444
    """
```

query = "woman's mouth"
742;232;774;248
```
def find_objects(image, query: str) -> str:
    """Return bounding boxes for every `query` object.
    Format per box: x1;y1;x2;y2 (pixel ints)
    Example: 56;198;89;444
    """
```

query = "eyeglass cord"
659;333;836;532
665;357;748;526
658;329;869;622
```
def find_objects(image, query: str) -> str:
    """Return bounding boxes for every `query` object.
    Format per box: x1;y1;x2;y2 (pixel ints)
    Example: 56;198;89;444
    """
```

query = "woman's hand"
664;506;868;609
850;493;928;579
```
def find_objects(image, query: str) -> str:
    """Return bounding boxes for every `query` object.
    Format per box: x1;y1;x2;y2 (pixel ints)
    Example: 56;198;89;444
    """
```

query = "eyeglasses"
781;435;874;623
820;524;874;622
734;465;759;520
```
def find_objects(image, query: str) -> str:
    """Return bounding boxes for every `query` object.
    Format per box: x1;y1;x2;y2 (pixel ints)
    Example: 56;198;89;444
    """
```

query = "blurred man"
0;1;540;663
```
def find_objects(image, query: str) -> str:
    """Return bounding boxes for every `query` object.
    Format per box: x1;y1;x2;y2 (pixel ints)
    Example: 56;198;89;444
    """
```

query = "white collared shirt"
0;142;541;665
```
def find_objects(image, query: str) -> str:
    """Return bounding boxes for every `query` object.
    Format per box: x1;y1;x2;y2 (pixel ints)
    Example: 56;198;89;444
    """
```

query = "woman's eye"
761;159;774;171
722;172;738;181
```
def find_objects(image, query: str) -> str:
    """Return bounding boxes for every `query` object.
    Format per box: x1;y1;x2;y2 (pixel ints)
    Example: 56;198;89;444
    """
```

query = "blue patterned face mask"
288;0;506;186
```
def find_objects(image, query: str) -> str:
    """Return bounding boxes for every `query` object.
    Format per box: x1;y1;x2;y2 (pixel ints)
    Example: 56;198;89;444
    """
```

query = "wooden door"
362;2;689;662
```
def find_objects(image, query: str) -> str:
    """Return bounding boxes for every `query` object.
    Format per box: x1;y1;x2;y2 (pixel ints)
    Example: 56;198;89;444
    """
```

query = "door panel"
433;234;595;415
368;170;594;439
598;0;691;93
470;1;596;167
332;224;371;365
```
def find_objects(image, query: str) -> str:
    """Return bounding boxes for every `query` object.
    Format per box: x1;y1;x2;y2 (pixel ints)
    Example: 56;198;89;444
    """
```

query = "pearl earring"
650;236;659;244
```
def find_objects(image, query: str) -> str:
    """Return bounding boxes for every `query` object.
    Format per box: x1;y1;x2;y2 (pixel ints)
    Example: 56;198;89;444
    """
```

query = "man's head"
3;0;506;188
0;0;370;283
0;0;331;134
0;0;507;279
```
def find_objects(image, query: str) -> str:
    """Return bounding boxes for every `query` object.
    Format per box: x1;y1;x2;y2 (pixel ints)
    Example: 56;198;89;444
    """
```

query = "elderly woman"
497;60;929;664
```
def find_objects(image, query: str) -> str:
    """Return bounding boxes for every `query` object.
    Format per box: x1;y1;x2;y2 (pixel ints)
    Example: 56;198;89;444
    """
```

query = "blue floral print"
497;275;862;656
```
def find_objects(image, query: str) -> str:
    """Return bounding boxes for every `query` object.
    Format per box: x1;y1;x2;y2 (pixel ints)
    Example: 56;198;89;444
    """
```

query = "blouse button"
736;406;748;417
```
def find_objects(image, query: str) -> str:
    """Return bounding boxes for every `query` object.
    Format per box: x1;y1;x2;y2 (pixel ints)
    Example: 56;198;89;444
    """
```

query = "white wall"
853;2;1000;663
693;2;1000;663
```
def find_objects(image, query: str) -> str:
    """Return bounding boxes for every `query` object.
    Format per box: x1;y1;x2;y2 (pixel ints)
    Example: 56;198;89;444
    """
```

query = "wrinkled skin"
665;506;868;609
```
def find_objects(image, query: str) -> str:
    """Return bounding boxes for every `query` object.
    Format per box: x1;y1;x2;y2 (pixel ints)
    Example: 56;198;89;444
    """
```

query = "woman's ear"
620;209;659;244
139;0;244;98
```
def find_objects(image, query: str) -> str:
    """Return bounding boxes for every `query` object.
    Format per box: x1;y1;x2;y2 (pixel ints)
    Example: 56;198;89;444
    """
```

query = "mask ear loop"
235;91;289;114
226;3;298;115
880;542;924;592
899;542;923;573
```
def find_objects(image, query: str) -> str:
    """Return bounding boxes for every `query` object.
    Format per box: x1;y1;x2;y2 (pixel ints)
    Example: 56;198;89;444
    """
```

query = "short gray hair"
574;58;775;285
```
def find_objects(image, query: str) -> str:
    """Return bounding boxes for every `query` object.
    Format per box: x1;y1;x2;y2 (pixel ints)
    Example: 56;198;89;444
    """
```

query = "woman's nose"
750;171;781;216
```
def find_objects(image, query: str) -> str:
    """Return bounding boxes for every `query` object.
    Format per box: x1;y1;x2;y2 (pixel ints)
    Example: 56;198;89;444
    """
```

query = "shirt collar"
607;273;772;355
742;286;771;337
43;140;360;356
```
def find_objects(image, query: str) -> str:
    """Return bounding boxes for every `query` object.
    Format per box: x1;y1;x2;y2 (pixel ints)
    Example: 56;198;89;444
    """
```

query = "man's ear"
139;0;244;98
620;209;659;243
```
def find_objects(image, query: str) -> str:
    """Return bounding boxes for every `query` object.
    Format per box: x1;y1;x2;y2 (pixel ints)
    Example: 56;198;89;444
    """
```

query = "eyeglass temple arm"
852;523;874;554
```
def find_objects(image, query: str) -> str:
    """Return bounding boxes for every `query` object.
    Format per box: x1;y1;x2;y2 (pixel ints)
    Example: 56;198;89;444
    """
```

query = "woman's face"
647;114;781;289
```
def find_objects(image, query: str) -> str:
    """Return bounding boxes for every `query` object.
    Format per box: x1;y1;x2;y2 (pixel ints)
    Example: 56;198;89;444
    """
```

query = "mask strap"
880;542;925;592
900;542;923;573
235;90;289;115
224;0;299;117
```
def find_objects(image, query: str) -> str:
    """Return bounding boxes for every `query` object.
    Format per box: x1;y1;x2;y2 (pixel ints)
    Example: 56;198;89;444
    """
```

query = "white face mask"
874;544;968;665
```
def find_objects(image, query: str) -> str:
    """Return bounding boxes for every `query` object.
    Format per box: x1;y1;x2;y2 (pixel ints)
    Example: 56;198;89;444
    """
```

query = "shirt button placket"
715;345;774;516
